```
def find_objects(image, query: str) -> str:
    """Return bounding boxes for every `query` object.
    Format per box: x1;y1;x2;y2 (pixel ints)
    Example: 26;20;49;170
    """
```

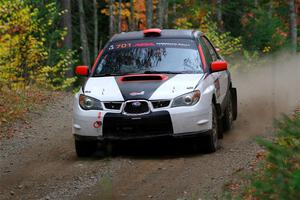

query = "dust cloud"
228;53;300;142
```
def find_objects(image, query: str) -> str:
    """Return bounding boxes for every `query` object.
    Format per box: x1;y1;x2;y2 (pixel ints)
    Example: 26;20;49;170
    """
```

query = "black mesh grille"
104;102;122;110
151;100;170;108
102;111;173;138
124;101;149;114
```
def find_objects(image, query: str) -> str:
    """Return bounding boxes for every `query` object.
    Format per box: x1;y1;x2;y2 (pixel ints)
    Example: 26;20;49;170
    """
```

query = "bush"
242;7;286;53
200;14;242;58
0;0;76;91
237;114;300;200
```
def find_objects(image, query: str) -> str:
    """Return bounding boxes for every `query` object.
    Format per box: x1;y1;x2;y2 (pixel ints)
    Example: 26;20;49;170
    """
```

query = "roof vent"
143;28;162;37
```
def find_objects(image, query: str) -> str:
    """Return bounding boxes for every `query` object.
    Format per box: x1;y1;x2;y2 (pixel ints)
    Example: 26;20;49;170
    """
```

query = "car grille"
104;102;122;110
102;111;173;138
123;100;150;115
151;100;170;109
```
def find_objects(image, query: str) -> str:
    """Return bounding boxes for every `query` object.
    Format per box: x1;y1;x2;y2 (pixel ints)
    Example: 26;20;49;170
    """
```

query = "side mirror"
75;65;89;76
211;61;228;72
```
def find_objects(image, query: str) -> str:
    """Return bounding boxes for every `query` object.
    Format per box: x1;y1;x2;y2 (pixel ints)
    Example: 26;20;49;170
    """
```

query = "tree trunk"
78;0;91;66
109;0;115;37
173;0;176;14
130;0;135;31
146;0;153;28
163;0;169;28
118;0;122;33
217;0;224;32
61;0;72;77
289;0;297;53
254;0;258;7
61;0;72;50
268;0;273;19
93;0;98;59
157;0;164;28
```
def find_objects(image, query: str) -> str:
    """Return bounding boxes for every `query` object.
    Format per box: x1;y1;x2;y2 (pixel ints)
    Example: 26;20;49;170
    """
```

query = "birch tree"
163;0;169;28
146;0;153;28
118;0;122;33
157;0;164;28
289;0;297;53
216;0;223;32
78;0;90;66
130;0;135;31
93;0;98;58
61;0;72;77
61;0;72;50
109;0;115;37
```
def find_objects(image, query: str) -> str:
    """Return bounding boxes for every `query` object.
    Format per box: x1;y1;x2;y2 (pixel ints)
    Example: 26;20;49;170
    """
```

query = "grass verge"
225;111;300;200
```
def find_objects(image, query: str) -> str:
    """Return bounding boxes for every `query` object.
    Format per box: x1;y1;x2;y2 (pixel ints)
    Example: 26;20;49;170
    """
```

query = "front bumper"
73;94;212;139
74;130;211;141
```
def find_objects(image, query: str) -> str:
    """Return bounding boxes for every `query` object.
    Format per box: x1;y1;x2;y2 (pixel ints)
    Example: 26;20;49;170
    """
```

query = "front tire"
75;140;97;157
205;104;219;153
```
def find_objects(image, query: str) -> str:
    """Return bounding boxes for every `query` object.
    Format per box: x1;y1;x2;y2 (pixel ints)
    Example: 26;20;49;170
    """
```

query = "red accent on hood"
119;74;168;82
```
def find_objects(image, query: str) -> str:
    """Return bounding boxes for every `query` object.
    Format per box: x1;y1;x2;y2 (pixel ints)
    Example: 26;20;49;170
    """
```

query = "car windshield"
93;39;203;76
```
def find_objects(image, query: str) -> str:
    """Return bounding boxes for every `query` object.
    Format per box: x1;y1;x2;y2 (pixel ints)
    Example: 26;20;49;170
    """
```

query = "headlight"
172;90;201;107
79;94;103;110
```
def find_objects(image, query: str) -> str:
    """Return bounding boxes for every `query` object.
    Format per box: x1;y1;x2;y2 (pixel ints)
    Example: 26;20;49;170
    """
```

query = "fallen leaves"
0;86;58;139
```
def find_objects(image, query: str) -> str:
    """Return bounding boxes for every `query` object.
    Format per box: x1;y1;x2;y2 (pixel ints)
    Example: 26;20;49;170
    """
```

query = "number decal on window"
108;45;114;50
116;43;132;49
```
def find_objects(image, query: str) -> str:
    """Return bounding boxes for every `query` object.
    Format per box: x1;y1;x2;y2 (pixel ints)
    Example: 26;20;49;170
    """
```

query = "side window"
198;37;213;67
202;37;218;61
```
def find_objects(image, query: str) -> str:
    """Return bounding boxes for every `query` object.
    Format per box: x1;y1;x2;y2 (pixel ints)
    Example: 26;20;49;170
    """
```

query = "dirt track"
1;56;300;200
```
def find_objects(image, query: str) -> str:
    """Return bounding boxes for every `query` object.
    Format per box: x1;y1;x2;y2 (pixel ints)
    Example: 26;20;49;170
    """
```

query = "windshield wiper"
143;70;182;74
94;73;136;77
94;73;121;77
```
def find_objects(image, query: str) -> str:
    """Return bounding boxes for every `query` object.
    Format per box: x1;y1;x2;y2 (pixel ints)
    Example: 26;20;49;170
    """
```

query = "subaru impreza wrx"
73;29;238;157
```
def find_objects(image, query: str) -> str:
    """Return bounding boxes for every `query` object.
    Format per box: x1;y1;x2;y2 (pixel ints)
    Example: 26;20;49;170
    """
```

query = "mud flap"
231;87;238;120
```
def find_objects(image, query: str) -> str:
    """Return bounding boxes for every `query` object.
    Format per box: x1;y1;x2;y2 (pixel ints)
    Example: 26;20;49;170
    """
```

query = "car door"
202;36;229;105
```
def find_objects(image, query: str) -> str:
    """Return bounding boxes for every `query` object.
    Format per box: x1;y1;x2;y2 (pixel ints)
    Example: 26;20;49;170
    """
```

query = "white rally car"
73;29;237;157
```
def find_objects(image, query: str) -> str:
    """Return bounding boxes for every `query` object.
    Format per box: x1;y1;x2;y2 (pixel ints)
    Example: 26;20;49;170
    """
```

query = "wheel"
205;104;219;153
75;140;97;157
223;90;233;132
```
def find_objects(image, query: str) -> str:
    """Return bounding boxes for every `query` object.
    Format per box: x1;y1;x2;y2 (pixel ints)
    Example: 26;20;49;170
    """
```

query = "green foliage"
239;114;300;200
0;0;76;91
173;10;242;57
200;14;242;57
242;7;286;53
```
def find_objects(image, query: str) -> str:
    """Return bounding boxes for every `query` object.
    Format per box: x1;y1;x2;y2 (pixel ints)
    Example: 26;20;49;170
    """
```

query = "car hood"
84;74;204;101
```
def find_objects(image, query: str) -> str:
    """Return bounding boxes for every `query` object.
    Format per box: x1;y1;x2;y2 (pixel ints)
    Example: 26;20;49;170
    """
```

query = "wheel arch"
212;94;222;117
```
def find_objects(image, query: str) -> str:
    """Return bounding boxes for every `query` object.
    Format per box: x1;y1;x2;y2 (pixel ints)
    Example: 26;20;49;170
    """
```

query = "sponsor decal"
135;42;155;47
93;121;102;128
108;40;194;52
156;42;191;47
93;112;102;129
129;91;145;96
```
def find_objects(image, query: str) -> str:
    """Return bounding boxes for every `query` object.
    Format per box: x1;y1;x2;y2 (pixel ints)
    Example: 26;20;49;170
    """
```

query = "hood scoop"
119;74;168;82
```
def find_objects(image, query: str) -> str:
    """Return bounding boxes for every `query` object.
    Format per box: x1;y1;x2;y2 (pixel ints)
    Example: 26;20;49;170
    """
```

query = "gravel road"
1;57;300;200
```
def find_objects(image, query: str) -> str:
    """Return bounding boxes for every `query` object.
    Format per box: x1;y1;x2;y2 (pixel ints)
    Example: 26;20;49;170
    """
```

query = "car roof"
110;29;204;42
